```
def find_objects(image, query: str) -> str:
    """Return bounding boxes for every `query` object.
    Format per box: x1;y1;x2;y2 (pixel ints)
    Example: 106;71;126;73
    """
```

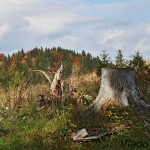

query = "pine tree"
26;54;33;68
100;50;111;67
129;50;146;72
96;50;113;76
0;63;10;91
115;50;125;68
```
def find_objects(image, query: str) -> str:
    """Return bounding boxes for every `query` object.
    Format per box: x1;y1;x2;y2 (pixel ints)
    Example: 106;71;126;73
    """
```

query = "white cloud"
99;29;125;44
0;24;11;39
23;15;87;35
0;0;150;60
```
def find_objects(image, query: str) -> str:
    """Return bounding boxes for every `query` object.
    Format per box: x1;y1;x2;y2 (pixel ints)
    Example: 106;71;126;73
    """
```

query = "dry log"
82;132;107;141
72;129;107;142
72;128;88;141
72;125;129;142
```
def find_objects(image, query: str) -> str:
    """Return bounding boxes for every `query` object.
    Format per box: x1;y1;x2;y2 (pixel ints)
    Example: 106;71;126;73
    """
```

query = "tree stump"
88;68;150;113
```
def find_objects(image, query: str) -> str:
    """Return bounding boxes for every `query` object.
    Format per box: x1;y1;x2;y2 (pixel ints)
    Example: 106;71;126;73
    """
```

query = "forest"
0;47;150;150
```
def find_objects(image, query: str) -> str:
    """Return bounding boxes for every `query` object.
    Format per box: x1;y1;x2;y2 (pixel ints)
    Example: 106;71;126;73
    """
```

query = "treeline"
0;47;149;90
0;47;100;89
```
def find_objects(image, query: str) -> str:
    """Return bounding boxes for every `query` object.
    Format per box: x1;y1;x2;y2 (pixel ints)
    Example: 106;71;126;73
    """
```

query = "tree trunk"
88;68;150;113
33;63;64;108
50;63;63;95
33;63;64;96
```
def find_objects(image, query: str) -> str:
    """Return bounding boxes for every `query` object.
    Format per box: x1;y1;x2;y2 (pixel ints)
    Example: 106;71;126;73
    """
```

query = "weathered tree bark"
33;63;64;108
33;63;64;95
33;70;52;84
50;63;63;95
88;68;150;113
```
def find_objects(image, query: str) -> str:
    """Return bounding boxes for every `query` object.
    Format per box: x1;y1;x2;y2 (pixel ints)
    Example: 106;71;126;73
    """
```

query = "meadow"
0;71;150;150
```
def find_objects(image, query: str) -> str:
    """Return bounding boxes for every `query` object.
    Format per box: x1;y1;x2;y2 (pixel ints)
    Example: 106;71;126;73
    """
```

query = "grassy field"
0;72;150;150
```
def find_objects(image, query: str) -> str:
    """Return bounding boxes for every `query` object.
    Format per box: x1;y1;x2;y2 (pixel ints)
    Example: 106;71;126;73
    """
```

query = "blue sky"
0;0;150;60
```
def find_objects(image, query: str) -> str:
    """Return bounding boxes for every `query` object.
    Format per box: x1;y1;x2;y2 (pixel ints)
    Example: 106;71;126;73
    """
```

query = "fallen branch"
82;132;107;142
72;128;108;142
72;124;130;142
72;128;88;141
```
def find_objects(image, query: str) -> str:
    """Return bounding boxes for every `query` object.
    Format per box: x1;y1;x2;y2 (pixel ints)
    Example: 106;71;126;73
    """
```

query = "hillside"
0;71;150;150
0;48;150;150
0;47;100;89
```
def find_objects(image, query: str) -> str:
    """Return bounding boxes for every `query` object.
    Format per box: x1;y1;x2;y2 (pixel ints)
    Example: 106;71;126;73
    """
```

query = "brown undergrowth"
0;71;150;150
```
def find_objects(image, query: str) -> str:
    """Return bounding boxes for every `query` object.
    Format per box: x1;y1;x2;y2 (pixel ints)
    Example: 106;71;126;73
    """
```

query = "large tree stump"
88;68;150;113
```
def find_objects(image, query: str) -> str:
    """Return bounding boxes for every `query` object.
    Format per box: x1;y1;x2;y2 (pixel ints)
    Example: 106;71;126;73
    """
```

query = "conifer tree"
129;50;146;72
115;50;125;68
96;50;112;76
100;50;111;67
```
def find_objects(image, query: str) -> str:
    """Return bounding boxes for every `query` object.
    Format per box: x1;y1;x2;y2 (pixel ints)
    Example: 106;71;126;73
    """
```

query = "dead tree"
33;70;52;87
87;68;150;114
33;63;63;94
33;63;64;107
50;63;63;95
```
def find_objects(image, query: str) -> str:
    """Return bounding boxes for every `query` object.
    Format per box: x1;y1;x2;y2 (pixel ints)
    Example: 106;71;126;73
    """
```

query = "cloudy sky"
0;0;150;60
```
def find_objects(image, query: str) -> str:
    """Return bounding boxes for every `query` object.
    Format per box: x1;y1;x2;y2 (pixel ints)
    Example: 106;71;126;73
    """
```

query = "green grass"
0;104;150;150
0;72;149;150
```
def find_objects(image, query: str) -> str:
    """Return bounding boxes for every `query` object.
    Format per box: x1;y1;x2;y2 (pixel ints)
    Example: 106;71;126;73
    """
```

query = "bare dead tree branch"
33;62;64;97
33;70;52;84
50;63;63;91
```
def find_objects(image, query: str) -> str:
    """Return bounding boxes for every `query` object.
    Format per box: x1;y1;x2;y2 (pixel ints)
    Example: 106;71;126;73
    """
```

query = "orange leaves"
52;50;57;57
0;61;3;69
0;53;5;69
0;53;5;61
53;62;59;71
31;57;37;64
74;56;80;66
58;53;64;61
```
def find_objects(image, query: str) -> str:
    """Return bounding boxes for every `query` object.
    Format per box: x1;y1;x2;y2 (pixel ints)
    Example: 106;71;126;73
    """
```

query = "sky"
0;0;150;60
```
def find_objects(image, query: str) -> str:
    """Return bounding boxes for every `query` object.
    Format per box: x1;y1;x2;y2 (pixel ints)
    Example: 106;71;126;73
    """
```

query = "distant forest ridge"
0;47;100;88
0;47;149;89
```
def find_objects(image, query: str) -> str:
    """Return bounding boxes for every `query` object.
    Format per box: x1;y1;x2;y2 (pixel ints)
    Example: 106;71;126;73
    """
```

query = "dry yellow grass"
0;72;99;109
145;61;150;69
66;71;99;89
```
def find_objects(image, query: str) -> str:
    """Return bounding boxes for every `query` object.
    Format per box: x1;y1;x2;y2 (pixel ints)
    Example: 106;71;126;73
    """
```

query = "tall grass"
0;71;150;150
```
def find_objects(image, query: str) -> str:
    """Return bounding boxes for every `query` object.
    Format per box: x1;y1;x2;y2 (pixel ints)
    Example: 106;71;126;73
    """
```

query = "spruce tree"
96;50;112;76
115;50;125;68
129;50;146;72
